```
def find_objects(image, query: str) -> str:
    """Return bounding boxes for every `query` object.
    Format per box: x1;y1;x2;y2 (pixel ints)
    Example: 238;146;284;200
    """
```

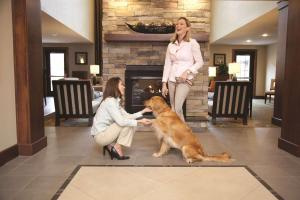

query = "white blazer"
162;38;204;82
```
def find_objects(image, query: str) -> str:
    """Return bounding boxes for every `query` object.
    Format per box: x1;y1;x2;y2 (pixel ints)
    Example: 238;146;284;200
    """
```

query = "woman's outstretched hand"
138;118;152;125
142;107;152;114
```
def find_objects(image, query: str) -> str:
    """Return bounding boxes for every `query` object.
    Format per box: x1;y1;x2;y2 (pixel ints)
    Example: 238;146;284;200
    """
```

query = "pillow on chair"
208;80;215;92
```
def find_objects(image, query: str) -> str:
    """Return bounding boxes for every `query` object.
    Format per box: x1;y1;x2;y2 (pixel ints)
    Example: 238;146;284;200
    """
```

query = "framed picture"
213;53;226;66
75;52;88;65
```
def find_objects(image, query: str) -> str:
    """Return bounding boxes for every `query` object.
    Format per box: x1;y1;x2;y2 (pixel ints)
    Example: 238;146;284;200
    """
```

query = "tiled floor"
1;100;300;200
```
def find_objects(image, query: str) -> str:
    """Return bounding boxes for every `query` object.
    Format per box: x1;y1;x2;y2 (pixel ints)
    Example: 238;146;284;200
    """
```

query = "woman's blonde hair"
170;17;191;43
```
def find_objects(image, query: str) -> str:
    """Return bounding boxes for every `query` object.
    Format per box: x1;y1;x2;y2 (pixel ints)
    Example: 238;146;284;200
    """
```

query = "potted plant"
216;64;229;81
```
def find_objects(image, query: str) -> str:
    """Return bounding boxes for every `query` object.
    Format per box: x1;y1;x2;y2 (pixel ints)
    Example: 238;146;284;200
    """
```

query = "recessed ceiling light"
262;33;269;37
246;39;252;43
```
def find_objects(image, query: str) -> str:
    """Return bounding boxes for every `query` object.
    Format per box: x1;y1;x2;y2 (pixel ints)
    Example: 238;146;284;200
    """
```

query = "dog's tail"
197;151;232;162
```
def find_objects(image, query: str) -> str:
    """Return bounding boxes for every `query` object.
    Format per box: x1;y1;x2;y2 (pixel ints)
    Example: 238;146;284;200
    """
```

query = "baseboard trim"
278;137;300;157
18;136;47;156
272;117;282;126
0;144;18;166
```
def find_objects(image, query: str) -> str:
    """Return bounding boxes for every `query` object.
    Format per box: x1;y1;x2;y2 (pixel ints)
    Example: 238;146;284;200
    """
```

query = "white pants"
168;81;191;121
94;123;136;147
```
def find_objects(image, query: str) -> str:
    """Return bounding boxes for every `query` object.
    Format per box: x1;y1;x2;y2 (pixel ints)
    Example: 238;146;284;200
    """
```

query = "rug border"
52;165;284;200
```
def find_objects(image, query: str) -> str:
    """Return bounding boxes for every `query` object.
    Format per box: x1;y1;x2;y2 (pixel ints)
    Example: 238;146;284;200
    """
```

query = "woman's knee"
121;126;135;134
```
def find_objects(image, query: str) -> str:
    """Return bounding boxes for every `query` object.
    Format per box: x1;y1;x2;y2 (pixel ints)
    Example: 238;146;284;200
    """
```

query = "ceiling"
42;12;92;43
212;8;278;45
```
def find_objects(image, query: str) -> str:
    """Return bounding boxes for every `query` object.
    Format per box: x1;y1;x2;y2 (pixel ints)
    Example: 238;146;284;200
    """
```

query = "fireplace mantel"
104;33;209;43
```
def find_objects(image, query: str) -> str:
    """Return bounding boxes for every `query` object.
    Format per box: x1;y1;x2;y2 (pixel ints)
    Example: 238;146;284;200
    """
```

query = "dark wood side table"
93;85;103;92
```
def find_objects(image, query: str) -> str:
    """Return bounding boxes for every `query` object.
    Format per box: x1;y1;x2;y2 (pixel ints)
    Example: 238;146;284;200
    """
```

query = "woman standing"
91;77;152;160
162;17;204;121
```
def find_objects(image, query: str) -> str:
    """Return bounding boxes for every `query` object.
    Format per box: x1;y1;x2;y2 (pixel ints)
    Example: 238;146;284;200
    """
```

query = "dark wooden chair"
52;79;101;126
208;81;251;125
264;79;275;103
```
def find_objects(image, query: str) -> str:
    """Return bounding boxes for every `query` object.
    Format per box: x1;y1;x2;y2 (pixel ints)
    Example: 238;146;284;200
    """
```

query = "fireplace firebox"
125;65;186;116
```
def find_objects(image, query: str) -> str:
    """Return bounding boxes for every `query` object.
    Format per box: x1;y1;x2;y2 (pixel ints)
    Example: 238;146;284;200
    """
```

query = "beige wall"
0;0;17;151
43;43;95;76
211;0;277;43
41;0;94;42
210;45;267;96
266;43;277;91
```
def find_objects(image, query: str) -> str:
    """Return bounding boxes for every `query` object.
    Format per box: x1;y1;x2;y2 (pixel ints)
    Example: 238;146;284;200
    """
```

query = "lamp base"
92;75;97;85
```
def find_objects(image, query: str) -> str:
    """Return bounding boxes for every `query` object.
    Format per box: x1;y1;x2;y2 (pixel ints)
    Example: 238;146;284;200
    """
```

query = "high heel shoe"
103;145;112;158
110;146;130;160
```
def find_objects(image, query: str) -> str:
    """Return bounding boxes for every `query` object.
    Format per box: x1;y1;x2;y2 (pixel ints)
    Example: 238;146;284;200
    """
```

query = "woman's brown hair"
101;77;123;103
170;17;191;43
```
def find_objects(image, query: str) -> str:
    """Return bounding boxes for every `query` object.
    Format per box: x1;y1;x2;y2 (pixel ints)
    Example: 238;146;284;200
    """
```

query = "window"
50;53;65;91
236;55;250;81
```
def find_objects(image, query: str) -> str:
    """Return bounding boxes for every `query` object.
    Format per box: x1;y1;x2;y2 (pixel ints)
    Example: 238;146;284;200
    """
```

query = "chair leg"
265;94;267;104
88;117;93;126
212;117;216;125
269;94;271;103
243;117;248;125
55;116;60;126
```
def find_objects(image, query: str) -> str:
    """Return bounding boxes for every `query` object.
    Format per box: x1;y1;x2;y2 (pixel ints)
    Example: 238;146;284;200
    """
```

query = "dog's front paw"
186;158;193;164
152;152;161;157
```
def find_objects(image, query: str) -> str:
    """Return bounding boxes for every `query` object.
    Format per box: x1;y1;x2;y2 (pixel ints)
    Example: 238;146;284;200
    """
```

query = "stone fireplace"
125;65;186;116
102;0;210;117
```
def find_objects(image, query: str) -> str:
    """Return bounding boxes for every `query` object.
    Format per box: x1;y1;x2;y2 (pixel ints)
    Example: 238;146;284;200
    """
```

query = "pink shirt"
162;38;204;82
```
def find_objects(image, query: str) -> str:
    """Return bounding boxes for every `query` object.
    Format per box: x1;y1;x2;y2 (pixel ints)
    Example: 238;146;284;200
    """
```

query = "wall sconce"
90;65;99;85
228;63;240;81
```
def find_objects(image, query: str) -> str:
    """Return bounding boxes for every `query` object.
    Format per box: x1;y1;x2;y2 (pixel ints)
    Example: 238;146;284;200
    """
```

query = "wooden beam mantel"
104;33;209;43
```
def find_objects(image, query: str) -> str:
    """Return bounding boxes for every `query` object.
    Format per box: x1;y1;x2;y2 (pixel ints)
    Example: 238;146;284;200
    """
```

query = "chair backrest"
52;80;93;117
212;81;251;117
270;79;276;90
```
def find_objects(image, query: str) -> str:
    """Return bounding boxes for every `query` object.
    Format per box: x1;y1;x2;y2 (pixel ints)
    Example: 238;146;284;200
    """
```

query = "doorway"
232;49;257;117
232;49;257;93
43;47;69;96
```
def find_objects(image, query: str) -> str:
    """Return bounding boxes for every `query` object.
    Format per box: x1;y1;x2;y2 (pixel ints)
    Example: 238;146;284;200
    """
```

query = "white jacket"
162;38;204;82
91;97;142;136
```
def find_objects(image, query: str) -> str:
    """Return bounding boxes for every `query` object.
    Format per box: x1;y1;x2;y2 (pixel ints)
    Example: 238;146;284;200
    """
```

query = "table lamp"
208;66;217;78
90;65;99;85
228;63;240;81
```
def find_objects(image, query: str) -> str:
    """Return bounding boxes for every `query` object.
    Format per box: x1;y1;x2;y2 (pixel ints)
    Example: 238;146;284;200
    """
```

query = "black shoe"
103;145;113;159
110;146;130;160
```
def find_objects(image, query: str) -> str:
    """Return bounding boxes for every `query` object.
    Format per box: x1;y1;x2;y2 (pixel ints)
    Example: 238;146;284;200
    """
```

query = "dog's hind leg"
182;145;204;163
152;141;170;157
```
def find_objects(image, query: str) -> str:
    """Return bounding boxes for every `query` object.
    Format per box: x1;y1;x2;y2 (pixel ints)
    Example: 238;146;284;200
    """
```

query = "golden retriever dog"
144;96;231;163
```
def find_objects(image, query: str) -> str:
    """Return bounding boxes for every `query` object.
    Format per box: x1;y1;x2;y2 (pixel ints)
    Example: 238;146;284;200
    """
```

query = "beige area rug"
53;166;282;200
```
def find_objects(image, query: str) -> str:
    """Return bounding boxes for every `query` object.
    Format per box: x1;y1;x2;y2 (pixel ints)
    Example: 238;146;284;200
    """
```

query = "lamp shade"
90;65;99;74
228;63;240;74
208;66;216;77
